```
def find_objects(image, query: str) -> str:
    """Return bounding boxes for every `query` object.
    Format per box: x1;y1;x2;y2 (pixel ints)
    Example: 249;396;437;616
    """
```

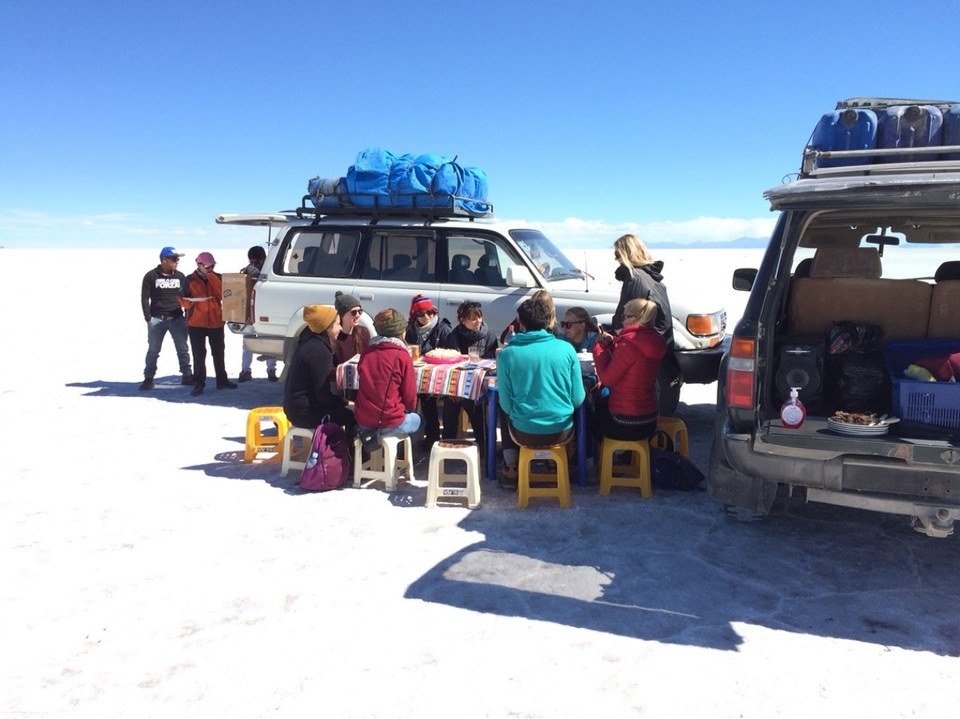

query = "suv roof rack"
801;98;960;179
295;193;494;223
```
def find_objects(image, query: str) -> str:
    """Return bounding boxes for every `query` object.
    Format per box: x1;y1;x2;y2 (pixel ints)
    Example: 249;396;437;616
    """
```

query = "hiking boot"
191;385;204;396
267;368;278;382
238;370;253;382
217;380;238;390
181;373;194;386
139;378;155;391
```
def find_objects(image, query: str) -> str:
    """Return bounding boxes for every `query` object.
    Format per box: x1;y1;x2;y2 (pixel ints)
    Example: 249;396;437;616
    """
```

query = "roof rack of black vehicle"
295;193;494;222
800;98;960;178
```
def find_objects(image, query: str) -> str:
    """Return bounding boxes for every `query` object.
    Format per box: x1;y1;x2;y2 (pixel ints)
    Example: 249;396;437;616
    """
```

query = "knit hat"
196;251;216;267
303;304;338;334
334;291;361;317
373;308;407;338
409;293;438;319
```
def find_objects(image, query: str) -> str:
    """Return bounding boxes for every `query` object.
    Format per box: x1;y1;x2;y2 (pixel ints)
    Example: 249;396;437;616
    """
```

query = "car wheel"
657;362;681;416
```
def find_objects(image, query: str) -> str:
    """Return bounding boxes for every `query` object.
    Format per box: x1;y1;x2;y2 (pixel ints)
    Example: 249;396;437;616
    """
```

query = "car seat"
449;254;474;284
475;254;505;286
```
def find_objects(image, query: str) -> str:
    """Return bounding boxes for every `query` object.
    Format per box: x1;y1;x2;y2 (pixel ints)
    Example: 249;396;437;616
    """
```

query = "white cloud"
509;216;777;248
0;209;776;249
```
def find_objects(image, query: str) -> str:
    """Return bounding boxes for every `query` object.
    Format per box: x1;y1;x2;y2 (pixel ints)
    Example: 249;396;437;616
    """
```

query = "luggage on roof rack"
306;147;492;218
295;192;494;221
801;98;960;178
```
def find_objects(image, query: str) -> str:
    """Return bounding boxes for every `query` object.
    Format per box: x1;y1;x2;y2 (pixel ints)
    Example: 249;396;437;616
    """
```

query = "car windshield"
509;229;584;281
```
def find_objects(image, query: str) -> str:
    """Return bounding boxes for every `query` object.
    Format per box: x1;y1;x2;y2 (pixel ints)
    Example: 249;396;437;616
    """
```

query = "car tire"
657;361;682;416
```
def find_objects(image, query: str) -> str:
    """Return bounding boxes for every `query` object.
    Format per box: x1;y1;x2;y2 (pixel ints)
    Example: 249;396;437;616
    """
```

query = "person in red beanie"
184;252;237;396
404;293;452;448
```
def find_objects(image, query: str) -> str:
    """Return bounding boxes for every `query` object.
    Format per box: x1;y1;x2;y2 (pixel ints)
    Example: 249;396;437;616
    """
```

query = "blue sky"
2;0;957;250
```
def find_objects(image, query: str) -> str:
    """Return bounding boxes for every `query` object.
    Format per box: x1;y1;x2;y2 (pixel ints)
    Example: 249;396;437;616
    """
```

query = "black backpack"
649;430;705;491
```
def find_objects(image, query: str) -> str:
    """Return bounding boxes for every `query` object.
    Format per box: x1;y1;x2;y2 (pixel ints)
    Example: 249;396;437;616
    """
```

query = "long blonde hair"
623;298;658;327
613;234;654;278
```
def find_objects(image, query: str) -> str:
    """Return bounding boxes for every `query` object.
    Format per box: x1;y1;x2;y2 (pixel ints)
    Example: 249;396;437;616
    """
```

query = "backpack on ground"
649;430;705;491
299;417;351;491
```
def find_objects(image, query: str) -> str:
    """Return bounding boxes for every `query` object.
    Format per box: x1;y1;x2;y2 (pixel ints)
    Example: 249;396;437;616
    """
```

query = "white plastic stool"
353;434;414;491
280;426;315;477
425;440;481;509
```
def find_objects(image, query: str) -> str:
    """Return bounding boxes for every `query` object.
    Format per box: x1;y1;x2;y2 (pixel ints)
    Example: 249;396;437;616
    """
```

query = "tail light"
725;337;756;409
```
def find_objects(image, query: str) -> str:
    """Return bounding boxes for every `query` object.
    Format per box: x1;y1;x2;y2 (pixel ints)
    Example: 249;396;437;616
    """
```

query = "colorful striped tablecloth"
336;356;494;401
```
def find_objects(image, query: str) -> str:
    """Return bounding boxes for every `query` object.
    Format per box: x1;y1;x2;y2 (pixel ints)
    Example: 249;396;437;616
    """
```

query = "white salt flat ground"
2;248;959;718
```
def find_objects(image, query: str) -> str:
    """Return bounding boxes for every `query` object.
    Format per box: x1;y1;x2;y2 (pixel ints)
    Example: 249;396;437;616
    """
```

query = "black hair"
248;246;267;261
517;297;551;331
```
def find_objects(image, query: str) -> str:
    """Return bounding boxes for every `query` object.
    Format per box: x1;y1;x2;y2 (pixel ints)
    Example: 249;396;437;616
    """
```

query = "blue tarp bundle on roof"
308;147;490;215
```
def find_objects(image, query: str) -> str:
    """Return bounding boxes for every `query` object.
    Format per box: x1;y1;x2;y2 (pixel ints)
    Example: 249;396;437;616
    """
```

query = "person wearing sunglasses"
332;291;371;366
139;246;193;391
404;293;452;449
560;306;599;353
183;252;237;396
592;298;667;441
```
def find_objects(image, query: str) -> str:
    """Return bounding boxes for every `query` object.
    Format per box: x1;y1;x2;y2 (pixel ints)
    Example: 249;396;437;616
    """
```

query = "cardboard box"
222;273;251;324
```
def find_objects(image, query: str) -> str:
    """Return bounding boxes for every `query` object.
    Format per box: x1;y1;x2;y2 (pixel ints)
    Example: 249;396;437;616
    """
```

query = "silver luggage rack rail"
801;146;960;178
295;193;494;222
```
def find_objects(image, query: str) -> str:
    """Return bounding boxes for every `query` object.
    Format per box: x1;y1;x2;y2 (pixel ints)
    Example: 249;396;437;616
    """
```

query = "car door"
351;229;440;320
437;231;537;336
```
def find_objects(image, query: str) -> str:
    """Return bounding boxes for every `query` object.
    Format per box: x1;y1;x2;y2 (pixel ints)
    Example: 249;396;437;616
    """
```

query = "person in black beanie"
332;291;371;365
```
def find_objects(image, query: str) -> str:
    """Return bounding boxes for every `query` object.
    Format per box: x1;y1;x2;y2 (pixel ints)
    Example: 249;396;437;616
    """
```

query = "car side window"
446;234;521;286
362;232;436;282
280;229;360;277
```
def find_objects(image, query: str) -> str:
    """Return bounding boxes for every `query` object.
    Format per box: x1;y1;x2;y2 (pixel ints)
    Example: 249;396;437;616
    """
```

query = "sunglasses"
349;308;363;316
165;256;180;262
560;320;584;329
414;310;432;318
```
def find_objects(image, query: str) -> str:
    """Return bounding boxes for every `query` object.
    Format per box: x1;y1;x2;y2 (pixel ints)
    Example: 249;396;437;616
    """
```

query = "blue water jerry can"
878;105;944;162
941;105;960;160
808;108;877;167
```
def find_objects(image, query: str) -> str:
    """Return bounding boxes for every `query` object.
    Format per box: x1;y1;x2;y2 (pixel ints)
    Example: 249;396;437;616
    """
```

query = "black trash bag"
828;321;884;355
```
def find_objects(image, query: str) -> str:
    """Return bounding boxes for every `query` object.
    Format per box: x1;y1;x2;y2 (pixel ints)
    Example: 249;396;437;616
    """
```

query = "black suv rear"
710;97;960;537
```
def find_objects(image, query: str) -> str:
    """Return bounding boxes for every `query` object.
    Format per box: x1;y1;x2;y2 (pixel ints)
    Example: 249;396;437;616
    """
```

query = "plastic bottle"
503;326;515;346
780;386;806;428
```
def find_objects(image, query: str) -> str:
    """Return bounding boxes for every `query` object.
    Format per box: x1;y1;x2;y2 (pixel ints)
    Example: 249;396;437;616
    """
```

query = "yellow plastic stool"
653;416;689;457
244;407;291;463
517;444;571;508
598;437;652;498
426;440;482;509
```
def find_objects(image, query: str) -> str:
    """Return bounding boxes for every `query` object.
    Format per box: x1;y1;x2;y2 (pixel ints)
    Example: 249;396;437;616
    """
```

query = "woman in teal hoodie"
497;296;585;487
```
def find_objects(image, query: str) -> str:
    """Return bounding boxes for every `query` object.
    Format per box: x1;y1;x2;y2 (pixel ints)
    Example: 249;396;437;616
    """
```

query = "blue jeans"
363;412;422;439
144;315;191;379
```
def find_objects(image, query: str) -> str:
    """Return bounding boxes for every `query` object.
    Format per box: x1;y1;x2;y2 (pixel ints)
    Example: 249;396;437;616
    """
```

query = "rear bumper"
676;336;729;385
241;334;283;359
710;414;960;508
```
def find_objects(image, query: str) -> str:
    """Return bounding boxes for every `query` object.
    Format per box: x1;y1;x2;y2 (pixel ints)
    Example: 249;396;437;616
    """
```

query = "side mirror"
506;265;537;288
732;267;758;292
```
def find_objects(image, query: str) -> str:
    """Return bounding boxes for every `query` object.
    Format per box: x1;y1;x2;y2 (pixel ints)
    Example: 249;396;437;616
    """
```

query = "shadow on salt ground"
65;376;282;410
405;438;960;655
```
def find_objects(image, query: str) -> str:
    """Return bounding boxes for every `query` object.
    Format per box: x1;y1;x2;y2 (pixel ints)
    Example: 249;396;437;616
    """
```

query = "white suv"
218;198;727;414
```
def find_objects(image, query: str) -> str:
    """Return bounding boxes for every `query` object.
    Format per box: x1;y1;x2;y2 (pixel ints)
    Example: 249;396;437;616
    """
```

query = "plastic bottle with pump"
780;386;806;428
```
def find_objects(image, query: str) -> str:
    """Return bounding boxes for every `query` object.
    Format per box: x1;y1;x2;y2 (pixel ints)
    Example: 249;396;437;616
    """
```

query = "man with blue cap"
139;246;193;391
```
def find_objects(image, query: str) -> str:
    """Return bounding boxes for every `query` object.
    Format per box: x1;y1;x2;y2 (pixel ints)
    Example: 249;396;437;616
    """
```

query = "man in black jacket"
139;247;193;391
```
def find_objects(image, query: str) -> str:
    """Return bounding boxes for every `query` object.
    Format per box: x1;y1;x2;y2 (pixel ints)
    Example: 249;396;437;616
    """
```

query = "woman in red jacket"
355;309;422;438
592;298;667;440
183;252;237;396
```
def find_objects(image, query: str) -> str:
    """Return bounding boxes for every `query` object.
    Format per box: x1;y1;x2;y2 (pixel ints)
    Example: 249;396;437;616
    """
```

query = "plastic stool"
653;416;689;457
353;434;414;491
426;440;481;508
244;407;291;463
280;426;315;477
598;437;652;498
517;444;571;508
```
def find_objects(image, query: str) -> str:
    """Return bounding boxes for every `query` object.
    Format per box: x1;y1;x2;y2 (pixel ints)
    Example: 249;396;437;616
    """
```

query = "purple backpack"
299;418;351;491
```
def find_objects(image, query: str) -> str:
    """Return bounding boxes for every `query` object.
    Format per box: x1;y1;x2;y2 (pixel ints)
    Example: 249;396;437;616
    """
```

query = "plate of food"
826;411;899;436
422;349;466;365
